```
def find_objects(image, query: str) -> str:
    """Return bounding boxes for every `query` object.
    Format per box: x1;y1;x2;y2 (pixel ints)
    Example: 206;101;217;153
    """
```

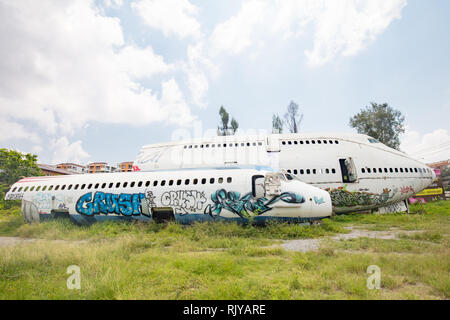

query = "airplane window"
253;142;257;146
326;169;330;174
161;180;166;186
55;185;60;190
223;143;227;147
247;142;250;146
200;145;204;148
414;168;418;173
74;185;78;190
227;177;232;183
367;168;371;173
318;140;322;144
116;182;120;188
212;144;215;147
329;140;333;144
373;168;376;173
61;185;66;190
294;141;298;145
209;178;214;184
361;168;365;173
185;179;190;185
306;169;311;174
30;186;35;191
218;177;223;183
12;187;17;192
145;181;150;187
378;168;382;173
384;168;388;173
311;140;316;144
95;183;99;189
235;143;238;147
137;181;143;187
194;145;198;148
410;168;413;173
201;178;206;184
300;141;304;144
177;180;182;185
81;184;85;190
282;141;286;145
300;169;304;174
332;169;336;174
241;143;244;146
88;184;93;189
189;145;192;149
287;169;292;173
184;146;187;149
288;141;292;145
169;180;174;186
36;186;41;191
153;181;158;186
335;140;339;144
193;179;198;185
323;140;327;144
24;186;29;192
18;187;23;192
293;169;298;174
109;183;113;188
130;182;135;187
395;168;398;173
389;168;393;173
206;144;210;148
306;140;310;144
68;185;72;190
101;183;106;188
400;168;404;173
313;169;317;174
123;182;128;188
258;142;262;146
285;174;294;181
404;168;408;173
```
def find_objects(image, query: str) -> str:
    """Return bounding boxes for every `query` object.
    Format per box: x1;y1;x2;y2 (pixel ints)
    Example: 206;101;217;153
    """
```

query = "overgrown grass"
0;201;449;299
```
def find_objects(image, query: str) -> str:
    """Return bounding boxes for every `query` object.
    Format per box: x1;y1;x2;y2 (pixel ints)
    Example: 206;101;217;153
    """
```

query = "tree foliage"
284;101;303;133
218;106;239;136
0;148;43;209
349;102;405;150
272;114;283;133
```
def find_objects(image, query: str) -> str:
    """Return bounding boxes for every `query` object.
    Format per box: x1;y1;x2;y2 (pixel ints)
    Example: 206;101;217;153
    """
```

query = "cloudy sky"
0;0;449;165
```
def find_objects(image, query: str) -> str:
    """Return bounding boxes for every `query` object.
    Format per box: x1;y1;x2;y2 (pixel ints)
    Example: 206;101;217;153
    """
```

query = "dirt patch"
0;236;87;248
279;227;424;252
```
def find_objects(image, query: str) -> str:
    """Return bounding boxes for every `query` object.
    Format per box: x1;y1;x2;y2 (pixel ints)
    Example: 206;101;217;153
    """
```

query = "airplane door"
266;135;280;152
339;157;358;183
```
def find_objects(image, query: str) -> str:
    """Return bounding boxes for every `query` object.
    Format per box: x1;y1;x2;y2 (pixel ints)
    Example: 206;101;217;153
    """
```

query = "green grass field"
0;201;449;300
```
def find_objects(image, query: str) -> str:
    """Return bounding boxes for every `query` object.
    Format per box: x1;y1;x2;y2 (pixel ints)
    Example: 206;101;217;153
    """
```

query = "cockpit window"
285;174;294;181
368;138;380;143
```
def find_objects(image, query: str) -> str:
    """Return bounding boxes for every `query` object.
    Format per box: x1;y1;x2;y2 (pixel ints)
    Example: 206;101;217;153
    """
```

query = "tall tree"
272;114;283;133
349;102;405;150
0;148;43;209
284;101;303;133
218;106;238;136
230;118;239;134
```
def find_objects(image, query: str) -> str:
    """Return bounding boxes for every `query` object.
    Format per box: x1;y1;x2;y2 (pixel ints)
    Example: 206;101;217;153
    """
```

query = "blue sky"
0;0;449;165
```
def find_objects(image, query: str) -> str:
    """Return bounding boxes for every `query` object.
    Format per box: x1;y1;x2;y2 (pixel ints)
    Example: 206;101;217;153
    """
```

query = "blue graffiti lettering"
76;192;146;216
204;189;304;219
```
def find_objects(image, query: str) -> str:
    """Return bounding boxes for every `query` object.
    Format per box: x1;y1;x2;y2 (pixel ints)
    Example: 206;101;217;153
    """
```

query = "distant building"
38;164;72;176
117;161;134;172
428;159;449;188
87;162;116;174
56;163;86;174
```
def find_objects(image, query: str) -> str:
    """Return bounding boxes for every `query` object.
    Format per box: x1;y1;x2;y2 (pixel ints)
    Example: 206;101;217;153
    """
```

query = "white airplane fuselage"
5;167;333;224
133;133;435;213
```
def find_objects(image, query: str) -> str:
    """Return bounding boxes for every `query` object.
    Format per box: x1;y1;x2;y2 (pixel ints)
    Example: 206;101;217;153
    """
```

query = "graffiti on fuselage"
32;192;71;211
161;190;207;214
204;189;304;219
326;186;395;208
76;192;146;216
5;193;23;200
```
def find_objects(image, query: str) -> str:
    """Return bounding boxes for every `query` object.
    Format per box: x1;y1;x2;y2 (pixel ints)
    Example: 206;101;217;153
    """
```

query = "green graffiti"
326;186;394;208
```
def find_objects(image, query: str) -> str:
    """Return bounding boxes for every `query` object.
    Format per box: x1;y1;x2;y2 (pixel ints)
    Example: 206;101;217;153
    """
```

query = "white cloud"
132;0;201;39
401;128;450;164
0;0;195;138
51;136;90;164
209;0;407;66
0;118;41;144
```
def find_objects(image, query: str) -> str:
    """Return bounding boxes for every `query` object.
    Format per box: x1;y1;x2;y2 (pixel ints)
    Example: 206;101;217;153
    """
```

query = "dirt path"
279;227;423;252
